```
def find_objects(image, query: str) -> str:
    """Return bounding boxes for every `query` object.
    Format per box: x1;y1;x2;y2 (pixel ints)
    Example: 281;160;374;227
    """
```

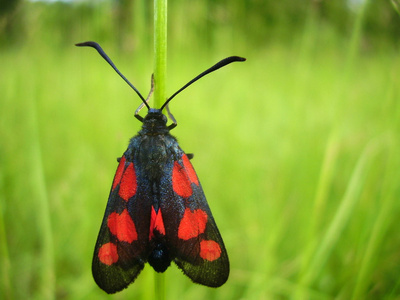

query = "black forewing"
160;152;229;287
92;153;153;294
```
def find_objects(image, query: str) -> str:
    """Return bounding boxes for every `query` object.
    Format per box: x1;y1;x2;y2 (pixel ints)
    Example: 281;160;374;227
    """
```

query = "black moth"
76;41;245;293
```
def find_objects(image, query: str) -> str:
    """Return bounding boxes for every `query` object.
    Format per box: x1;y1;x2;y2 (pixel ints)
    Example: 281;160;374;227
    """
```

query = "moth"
76;41;245;293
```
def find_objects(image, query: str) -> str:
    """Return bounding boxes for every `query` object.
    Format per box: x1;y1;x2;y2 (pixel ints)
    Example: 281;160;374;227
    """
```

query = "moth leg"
166;103;177;130
135;74;154;122
186;153;194;160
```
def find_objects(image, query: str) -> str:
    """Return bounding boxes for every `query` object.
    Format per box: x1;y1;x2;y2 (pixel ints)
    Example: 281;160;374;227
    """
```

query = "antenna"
76;41;149;109
76;41;246;113
160;56;246;110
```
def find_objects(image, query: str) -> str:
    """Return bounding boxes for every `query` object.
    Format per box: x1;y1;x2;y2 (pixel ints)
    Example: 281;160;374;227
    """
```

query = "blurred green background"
1;0;400;299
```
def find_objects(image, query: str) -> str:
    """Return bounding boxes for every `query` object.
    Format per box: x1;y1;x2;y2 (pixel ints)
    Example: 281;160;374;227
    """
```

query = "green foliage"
2;0;400;50
0;0;21;16
1;1;400;299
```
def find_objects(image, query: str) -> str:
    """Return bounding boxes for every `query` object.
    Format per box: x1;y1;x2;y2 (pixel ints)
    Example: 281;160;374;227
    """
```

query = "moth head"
144;109;167;124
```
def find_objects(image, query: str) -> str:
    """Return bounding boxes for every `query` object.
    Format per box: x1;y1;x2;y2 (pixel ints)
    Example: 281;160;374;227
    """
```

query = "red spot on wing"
199;240;221;261
112;156;126;190
98;242;119;265
107;209;138;243
118;162;137;201
172;161;192;198
182;154;199;185
178;208;208;240
149;206;166;240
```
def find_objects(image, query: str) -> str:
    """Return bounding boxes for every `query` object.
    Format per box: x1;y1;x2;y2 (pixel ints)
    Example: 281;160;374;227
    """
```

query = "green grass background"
1;1;400;299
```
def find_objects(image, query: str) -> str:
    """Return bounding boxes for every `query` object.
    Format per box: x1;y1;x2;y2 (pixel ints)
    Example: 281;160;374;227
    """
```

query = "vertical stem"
345;0;369;73
153;0;167;299
0;182;13;300
29;94;55;299
155;272;166;300
154;0;168;109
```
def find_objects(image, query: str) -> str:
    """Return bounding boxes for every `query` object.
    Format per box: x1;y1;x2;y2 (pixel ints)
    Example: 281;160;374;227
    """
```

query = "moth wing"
161;153;229;287
92;154;152;294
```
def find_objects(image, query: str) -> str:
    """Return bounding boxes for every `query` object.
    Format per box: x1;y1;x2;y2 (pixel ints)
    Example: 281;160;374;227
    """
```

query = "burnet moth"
76;41;245;294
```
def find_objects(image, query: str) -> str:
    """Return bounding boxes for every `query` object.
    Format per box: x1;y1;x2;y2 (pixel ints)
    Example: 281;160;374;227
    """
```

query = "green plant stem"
155;272;166;300
345;0;369;72
29;94;55;299
0;181;13;300
153;0;167;299
154;0;167;109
